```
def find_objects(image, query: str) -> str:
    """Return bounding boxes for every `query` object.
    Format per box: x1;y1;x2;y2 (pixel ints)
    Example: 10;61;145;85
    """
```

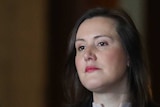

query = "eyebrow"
75;35;113;42
94;35;113;40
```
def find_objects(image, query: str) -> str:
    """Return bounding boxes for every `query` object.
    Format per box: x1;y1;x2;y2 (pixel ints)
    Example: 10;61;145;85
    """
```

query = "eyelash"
77;46;85;51
97;41;108;46
76;41;108;52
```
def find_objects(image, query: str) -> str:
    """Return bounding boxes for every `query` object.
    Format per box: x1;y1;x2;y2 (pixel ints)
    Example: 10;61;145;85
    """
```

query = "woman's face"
75;17;129;92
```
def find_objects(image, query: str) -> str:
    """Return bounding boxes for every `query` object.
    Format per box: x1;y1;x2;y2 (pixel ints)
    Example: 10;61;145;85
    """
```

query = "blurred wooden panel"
0;0;47;107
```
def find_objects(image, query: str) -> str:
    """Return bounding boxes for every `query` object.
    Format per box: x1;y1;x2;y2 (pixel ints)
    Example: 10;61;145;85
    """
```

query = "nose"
84;47;97;61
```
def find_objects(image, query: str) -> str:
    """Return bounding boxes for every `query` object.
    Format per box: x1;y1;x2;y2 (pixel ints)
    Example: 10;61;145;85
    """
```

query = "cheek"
75;56;79;70
75;56;85;82
116;49;127;64
101;48;127;70
110;49;126;62
100;48;128;84
75;56;83;72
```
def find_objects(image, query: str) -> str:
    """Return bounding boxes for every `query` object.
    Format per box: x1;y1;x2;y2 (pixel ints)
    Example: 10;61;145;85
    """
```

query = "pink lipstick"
85;66;100;73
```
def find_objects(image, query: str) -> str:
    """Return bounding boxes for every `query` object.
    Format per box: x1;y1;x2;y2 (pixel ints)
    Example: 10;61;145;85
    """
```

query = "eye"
97;42;108;46
77;46;85;51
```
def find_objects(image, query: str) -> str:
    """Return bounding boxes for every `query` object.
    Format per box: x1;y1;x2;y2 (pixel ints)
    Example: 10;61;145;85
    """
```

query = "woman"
63;7;159;107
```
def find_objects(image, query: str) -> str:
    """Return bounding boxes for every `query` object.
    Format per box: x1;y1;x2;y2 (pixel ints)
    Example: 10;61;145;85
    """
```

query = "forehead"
76;16;118;39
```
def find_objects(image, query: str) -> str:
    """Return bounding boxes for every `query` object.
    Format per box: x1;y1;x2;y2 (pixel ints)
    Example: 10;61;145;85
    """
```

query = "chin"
83;81;105;92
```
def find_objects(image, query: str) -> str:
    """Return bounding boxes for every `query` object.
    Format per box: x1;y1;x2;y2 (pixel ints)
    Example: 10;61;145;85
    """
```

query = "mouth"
85;66;101;73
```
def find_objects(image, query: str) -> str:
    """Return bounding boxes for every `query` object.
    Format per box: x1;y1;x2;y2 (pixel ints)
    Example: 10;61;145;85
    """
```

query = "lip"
85;66;100;73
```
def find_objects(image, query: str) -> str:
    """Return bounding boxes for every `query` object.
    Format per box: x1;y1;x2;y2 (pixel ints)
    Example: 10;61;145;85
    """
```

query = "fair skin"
75;17;130;107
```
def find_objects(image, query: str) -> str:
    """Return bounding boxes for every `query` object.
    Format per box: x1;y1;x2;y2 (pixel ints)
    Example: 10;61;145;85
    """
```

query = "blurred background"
0;0;160;107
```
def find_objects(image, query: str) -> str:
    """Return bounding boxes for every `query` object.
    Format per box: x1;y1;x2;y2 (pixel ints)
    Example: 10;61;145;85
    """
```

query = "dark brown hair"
63;7;152;107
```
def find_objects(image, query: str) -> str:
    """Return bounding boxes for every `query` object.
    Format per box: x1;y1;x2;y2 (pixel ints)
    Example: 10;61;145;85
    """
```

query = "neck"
93;92;130;107
93;74;130;107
